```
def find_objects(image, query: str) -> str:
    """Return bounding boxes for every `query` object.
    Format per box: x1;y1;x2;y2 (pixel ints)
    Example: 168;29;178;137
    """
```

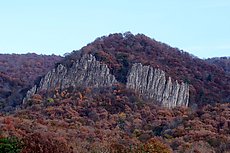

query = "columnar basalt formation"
24;54;189;108
38;54;117;90
126;63;189;108
24;54;117;102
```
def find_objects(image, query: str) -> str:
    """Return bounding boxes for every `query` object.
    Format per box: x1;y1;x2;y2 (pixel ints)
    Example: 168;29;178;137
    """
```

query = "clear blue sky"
0;0;230;58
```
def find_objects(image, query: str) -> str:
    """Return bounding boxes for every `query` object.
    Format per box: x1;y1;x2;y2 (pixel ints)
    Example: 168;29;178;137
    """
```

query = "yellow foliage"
138;138;172;153
118;112;126;120
78;92;83;101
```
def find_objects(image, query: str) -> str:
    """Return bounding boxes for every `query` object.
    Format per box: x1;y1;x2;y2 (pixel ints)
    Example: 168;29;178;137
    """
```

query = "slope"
0;53;62;112
61;32;230;106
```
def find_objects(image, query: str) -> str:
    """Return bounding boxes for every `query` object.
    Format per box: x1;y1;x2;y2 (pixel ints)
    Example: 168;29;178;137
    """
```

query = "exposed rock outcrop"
126;63;189;108
24;54;117;102
24;54;189;108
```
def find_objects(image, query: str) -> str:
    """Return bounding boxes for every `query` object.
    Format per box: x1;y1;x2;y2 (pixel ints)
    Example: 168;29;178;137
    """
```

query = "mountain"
0;33;230;153
206;57;230;74
22;33;230;109
0;53;62;112
54;32;230;107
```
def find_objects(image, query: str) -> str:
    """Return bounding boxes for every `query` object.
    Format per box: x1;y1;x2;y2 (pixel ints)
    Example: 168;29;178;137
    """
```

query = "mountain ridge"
206;57;230;74
59;32;230;106
1;33;229;111
0;33;230;153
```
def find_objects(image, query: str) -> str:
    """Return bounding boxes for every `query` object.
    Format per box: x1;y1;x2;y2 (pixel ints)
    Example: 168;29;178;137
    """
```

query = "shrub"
137;138;172;153
0;136;24;153
47;97;54;103
21;133;73;153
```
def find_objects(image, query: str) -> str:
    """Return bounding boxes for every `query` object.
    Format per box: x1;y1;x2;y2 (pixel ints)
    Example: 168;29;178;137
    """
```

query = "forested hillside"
0;33;229;153
63;33;230;106
206;57;230;74
0;53;62;112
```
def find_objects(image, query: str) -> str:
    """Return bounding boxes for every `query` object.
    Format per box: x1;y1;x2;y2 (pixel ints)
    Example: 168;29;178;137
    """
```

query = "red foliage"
0;87;229;152
22;133;73;153
0;33;230;152
206;57;230;73
62;33;230;106
0;53;62;112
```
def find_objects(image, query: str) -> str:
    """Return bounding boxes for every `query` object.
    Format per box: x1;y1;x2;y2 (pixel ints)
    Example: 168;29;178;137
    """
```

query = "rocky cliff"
24;54;189;108
24;54;117;102
126;63;189;108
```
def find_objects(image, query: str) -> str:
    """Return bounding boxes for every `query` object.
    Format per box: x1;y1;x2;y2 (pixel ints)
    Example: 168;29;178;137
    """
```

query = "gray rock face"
24;54;189;108
24;85;37;100
24;54;117;102
38;54;117;90
126;63;189;108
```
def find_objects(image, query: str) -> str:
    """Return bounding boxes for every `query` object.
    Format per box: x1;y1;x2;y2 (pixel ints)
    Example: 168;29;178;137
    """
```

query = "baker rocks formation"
127;63;189;108
24;54;189;108
24;54;117;103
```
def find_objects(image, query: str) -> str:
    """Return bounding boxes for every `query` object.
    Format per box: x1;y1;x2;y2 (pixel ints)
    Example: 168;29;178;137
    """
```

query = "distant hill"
0;53;62;112
206;57;230;74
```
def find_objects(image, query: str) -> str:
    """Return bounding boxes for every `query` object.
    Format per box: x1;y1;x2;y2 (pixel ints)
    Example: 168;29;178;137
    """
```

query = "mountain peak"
58;33;230;106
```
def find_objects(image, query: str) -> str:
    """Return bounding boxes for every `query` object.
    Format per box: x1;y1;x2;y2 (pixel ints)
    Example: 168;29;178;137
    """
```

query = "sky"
0;0;230;58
